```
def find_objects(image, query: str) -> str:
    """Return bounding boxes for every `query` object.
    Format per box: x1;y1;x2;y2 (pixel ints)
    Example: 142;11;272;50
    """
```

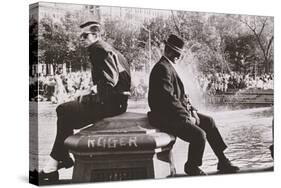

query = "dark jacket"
148;56;195;127
87;40;131;111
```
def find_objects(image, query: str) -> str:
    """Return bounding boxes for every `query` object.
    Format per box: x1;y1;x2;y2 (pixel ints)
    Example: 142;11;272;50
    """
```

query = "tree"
202;14;246;73
103;18;140;69
38;17;70;74
240;16;274;73
29;17;38;76
138;17;174;70
61;12;90;71
225;34;257;73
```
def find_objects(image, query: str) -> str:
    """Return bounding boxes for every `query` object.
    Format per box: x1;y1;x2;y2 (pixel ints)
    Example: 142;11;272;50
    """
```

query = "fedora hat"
164;34;185;54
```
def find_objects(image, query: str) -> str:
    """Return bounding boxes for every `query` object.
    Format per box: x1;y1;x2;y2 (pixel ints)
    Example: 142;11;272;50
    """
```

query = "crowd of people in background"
30;70;93;103
29;70;149;103
30;70;274;103
198;72;274;95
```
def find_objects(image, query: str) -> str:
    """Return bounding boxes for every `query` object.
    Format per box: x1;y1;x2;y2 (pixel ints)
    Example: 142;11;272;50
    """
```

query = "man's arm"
183;94;198;112
154;65;193;124
93;49;120;103
192;110;200;125
100;50;119;87
78;48;119;103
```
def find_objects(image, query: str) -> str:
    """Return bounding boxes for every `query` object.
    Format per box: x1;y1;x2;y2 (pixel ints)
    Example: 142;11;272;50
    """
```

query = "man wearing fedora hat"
40;21;131;181
147;34;239;176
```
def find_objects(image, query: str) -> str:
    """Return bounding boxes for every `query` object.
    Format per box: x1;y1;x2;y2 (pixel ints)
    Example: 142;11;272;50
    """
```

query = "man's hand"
91;85;97;94
189;116;197;125
76;90;93;103
192;110;200;126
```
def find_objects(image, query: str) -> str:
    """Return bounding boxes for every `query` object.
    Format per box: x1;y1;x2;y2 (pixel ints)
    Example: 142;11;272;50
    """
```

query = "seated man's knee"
56;103;65;116
193;128;206;144
202;116;216;130
208;117;216;128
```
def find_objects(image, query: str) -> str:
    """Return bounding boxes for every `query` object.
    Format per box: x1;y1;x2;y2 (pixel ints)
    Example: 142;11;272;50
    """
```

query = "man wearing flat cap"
40;21;131;180
147;34;239;176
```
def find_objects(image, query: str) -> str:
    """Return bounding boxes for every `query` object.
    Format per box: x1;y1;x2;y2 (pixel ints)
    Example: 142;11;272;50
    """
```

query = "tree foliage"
240;16;274;73
29;17;38;76
36;10;273;76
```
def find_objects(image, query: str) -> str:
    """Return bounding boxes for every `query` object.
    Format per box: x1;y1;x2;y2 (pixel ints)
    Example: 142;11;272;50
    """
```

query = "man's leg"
197;113;239;172
163;121;207;172
197;113;227;160
50;100;102;162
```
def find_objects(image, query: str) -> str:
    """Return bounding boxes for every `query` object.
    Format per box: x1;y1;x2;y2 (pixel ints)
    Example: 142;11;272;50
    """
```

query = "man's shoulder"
90;40;113;52
153;57;174;73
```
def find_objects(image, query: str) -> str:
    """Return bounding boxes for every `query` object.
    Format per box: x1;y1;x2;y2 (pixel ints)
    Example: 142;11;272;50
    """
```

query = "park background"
29;2;273;105
29;1;274;180
0;0;281;188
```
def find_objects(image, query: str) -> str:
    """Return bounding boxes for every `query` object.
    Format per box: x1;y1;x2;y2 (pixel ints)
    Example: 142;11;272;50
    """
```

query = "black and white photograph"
29;1;274;186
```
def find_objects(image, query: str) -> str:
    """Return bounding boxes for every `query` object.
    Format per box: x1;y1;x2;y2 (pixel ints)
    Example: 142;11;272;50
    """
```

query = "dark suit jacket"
148;56;195;128
87;40;131;104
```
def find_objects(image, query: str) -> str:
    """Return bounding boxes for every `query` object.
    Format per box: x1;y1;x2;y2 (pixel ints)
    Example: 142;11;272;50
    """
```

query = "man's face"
173;52;184;64
80;32;99;47
165;45;185;64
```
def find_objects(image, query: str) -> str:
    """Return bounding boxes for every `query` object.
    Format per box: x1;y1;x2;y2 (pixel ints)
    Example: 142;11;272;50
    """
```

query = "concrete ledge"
65;112;176;182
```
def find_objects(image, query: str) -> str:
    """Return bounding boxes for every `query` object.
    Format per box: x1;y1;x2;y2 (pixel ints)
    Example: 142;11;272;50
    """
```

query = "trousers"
50;94;128;162
155;113;227;167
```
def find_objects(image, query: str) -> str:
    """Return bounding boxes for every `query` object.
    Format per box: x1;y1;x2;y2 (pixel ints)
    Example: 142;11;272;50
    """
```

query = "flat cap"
80;21;100;28
80;21;101;33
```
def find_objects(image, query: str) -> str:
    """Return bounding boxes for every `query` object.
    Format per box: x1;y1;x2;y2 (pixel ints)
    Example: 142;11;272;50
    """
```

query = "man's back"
148;56;190;125
88;40;131;95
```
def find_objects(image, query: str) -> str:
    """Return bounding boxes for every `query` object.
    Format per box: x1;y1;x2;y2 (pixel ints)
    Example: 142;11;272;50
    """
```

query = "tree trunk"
264;58;269;74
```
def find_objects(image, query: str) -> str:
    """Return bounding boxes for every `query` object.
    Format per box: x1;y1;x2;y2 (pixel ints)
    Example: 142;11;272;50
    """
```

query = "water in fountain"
170;50;273;173
173;49;206;110
127;49;273;173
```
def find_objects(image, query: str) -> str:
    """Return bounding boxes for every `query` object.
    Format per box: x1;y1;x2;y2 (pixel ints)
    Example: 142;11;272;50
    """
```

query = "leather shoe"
57;157;74;170
217;159;239;173
39;157;74;182
39;171;59;182
184;163;207;176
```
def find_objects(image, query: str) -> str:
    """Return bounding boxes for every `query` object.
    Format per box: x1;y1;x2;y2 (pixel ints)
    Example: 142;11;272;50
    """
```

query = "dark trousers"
50;95;128;162
160;113;227;167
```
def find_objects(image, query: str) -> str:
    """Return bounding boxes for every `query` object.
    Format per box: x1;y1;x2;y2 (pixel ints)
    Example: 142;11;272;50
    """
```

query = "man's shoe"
39;171;59;182
184;164;207;176
217;159;239;173
57;157;74;170
39;157;74;182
